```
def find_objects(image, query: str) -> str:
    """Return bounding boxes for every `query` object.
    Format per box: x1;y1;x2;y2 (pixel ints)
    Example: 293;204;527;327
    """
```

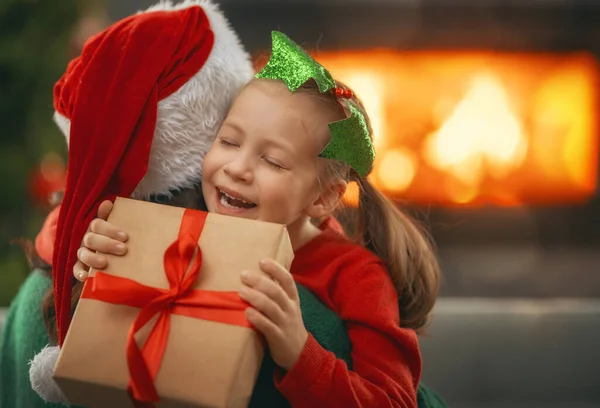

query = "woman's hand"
73;200;129;281
239;258;308;371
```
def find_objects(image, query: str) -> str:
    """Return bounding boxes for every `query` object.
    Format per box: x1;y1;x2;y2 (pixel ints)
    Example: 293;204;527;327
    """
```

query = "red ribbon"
81;209;251;405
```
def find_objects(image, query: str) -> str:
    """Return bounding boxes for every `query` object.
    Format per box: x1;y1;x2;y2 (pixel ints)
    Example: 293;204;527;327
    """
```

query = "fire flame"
309;51;598;206
424;74;528;188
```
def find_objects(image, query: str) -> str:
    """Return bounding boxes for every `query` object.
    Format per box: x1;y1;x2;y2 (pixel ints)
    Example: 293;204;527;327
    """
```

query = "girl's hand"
239;258;308;371
73;200;129;282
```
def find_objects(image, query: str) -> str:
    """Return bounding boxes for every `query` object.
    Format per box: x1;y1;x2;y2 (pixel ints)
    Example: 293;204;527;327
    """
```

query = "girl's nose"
223;158;253;183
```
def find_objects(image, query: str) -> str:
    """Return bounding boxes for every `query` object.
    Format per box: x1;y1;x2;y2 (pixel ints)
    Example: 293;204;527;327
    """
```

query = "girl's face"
202;79;342;231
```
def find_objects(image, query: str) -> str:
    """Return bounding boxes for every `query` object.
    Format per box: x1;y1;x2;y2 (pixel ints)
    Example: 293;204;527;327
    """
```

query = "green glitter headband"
255;31;375;177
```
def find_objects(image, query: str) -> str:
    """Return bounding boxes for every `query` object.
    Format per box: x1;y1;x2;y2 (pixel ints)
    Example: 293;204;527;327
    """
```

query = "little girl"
76;32;440;407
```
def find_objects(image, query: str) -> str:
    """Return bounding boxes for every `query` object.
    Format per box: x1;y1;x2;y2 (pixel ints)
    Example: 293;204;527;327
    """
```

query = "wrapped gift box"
53;197;294;408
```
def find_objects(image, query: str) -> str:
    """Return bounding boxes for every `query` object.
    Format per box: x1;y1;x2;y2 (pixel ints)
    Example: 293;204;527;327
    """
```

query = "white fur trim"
29;345;69;404
53;111;70;147
55;0;253;199
132;0;253;198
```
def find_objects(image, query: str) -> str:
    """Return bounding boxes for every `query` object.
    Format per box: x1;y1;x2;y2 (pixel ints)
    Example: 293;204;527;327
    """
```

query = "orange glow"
313;51;598;207
40;153;66;184
423;74;528;187
342;181;360;207
378;148;417;191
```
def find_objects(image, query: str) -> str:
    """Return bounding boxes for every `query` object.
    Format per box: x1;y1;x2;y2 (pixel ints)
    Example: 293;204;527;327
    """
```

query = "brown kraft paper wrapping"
53;197;294;408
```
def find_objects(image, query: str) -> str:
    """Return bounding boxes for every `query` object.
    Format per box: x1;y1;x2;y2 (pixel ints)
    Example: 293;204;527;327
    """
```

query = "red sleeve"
275;262;421;408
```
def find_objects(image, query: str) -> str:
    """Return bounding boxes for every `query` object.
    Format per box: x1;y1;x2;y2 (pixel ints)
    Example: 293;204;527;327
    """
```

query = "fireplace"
222;0;600;298
314;51;597;208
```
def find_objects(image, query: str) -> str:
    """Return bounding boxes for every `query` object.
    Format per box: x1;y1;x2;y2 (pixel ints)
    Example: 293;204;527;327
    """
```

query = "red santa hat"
29;0;253;402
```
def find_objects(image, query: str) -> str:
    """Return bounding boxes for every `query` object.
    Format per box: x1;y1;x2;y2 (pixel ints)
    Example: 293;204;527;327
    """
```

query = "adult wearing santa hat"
0;1;253;406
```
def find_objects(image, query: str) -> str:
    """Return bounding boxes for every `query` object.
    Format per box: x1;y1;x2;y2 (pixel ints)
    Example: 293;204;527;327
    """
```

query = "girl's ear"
305;179;347;219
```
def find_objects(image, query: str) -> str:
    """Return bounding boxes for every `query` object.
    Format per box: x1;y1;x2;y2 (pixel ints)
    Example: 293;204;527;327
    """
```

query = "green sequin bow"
256;31;375;177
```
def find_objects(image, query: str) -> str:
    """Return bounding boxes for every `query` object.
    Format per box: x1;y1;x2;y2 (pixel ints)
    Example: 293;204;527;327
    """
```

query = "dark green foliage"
0;0;80;306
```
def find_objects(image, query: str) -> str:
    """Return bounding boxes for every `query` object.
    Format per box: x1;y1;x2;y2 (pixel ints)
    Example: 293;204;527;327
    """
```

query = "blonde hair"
300;79;440;333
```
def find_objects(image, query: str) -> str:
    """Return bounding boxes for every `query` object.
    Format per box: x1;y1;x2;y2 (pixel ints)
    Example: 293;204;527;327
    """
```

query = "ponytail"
297;78;440;332
353;174;440;333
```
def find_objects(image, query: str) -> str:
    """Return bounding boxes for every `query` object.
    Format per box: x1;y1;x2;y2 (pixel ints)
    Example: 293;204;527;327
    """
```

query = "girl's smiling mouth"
217;187;257;210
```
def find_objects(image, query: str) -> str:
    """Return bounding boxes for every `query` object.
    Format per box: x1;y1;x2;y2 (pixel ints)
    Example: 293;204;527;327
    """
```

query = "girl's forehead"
228;80;332;149
235;79;301;109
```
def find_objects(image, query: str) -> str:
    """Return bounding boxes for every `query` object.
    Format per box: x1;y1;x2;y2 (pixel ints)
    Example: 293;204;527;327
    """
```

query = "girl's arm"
275;261;421;408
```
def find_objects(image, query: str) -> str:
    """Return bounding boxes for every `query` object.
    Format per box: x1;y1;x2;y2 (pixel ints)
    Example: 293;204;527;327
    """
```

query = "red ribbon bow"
81;209;252;405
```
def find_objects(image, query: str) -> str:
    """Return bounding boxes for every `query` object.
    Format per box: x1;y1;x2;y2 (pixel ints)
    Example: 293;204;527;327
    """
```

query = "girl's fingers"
245;307;281;340
73;260;89;282
77;247;109;270
239;285;286;325
74;201;118;282
89;218;128;242
259;259;298;301
97;200;114;221
241;270;289;311
82;231;127;255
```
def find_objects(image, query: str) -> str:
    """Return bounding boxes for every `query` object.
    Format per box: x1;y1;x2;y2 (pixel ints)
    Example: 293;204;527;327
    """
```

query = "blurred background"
1;0;599;407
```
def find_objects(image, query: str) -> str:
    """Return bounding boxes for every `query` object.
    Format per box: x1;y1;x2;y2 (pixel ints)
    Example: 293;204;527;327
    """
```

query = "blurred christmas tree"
0;0;107;306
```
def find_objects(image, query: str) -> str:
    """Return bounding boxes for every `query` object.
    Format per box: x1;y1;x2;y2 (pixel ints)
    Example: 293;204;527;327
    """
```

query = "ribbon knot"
81;209;253;406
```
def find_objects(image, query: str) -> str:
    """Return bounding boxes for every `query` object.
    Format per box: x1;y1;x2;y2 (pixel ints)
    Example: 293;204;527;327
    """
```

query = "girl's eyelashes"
263;157;286;170
217;135;288;170
218;136;238;147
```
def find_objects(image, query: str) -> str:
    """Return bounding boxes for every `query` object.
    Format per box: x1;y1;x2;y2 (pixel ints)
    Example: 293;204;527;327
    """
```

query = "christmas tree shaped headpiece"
256;31;375;177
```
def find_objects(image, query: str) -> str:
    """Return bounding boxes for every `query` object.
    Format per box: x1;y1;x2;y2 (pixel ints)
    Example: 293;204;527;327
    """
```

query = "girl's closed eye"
218;136;239;147
263;157;287;170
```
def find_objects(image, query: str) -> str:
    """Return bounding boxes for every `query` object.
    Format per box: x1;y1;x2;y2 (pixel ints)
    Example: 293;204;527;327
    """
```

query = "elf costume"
0;1;446;406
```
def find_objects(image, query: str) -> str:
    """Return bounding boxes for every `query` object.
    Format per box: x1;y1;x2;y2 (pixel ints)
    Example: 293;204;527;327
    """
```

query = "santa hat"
29;0;253;402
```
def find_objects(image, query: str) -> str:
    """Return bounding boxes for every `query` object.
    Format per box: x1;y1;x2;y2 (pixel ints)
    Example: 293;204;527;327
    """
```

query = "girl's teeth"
219;189;256;209
220;194;238;208
223;191;251;204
